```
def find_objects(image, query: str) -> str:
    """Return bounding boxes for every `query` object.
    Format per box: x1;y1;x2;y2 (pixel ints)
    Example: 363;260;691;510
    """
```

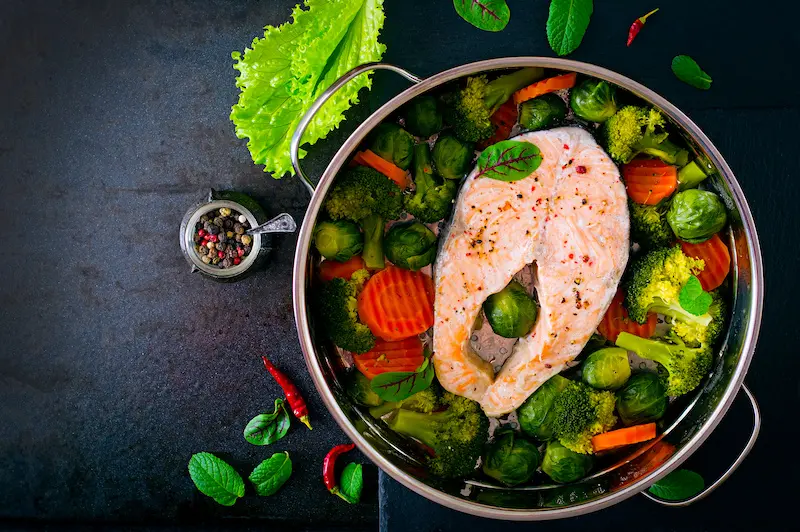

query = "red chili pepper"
261;356;312;430
627;8;659;47
323;443;355;502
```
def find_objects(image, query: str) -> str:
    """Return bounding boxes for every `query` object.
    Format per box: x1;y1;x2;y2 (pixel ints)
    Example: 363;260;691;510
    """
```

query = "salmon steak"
432;127;629;417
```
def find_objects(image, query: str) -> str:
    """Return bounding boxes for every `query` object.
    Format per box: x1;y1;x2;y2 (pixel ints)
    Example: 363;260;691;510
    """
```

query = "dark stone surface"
0;0;797;530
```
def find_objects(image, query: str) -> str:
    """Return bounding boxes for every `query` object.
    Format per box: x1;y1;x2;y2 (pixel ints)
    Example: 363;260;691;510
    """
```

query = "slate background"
0;0;797;531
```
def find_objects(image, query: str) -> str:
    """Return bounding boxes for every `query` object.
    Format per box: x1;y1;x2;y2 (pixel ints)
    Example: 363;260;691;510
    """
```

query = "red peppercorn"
576;166;587;174
233;257;241;265
237;248;245;257
209;234;218;243
217;251;224;258
197;229;206;237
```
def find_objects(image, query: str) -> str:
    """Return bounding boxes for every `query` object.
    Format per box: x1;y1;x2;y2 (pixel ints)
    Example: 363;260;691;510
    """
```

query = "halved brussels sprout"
483;280;538;338
616;372;668;426
570;78;618;123
667;189;727;243
313;220;363;261
369;123;414;170
581;347;631;391
482;431;540;486
384;221;437;271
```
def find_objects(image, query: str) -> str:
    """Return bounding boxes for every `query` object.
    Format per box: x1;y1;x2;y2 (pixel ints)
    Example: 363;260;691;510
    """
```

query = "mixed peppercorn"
193;207;253;268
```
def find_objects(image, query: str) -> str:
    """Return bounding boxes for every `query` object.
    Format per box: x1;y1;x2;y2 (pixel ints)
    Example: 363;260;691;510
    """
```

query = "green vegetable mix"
541;441;593;483
369;123;414;170
404;95;443;138
518;374;571;441
616;372;668;426
432;132;474;180
581;347;631;391
313;220;363;262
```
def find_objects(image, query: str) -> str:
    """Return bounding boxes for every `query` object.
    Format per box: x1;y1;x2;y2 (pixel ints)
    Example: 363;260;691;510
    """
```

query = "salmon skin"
432;127;629;417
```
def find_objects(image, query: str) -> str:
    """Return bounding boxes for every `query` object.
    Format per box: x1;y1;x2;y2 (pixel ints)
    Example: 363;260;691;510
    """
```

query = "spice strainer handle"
642;384;760;507
290;62;423;195
247;212;297;235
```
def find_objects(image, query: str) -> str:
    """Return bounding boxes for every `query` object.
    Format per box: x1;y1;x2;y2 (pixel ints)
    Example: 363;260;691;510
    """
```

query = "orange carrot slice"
353;337;425;379
352;149;408;188
477;99;519;148
680;234;731;291
598;289;658;342
357;265;435;341
592;423;657;453
623;159;678;205
319;256;366;283
513;72;577;105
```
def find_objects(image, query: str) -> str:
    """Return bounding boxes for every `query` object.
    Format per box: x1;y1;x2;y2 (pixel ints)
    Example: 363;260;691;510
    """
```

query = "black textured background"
0;0;797;531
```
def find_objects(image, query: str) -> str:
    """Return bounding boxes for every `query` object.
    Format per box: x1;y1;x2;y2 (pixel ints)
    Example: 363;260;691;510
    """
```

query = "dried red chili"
323;443;356;502
626;8;659;47
261;356;312;429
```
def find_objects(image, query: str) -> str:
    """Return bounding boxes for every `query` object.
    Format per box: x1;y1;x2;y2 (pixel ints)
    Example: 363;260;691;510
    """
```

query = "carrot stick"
357;265;435;341
353;337;425;379
623;159;678;205
513;72;577;105
592;423;657;453
680;234;731;290
319;256;366;282
352;149;408;188
598;289;657;342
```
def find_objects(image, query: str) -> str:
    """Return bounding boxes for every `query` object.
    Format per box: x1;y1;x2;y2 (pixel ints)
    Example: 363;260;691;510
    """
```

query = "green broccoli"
368;386;440;419
441;68;543;142
405;143;458;223
386;391;489;478
624;246;710;326
616;331;713;397
324;166;404;222
549;381;617;454
629;199;674;249
603;106;690;166
670;290;727;348
316;269;375;353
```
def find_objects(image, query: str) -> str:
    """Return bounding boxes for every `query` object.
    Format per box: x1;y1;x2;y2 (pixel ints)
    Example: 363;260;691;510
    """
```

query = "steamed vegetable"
680;235;731;291
368;386;439;418
570;78;617;122
629;200;674;249
616;372;668;426
581;347;631;391
597;289;658;343
482;431;540;486
346;370;384;407
359;214;386;270
667;190;728;243
431;132;474;180
353;149;408;187
591;423;656;452
384;221;437;271
313;220;363;261
603;106;689;166
541;441;593;484
368;123;414;170
518;374;571;441
513;72;577;105
353;337;425;379
549;381;617;454
518;93;567;131
319;255;366;282
317;269;375;353
403;95;442;138
623;159;678;205
405;143;458;223
482;280;539;338
677;160;709;191
324;166;403;222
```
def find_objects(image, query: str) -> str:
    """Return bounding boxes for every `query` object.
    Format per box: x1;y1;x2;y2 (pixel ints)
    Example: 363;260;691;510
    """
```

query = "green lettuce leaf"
231;0;386;178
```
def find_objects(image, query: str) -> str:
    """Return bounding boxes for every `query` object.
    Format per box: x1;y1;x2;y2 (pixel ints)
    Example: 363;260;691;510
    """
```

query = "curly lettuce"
230;0;386;178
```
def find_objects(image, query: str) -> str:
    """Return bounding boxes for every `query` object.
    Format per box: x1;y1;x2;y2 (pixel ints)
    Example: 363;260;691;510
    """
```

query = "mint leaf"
370;356;434;402
453;0;510;32
249;452;293;497
547;0;594;56
672;56;713;90
339;462;363;504
476;140;543;182
188;452;245;506
679;276;712;316
244;398;291;445
648;469;705;500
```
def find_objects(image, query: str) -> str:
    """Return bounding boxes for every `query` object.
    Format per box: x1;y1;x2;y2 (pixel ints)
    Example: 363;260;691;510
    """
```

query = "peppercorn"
214;217;225;227
193;234;202;244
219;207;232;217
241;234;252;246
233;257;241;265
234;223;245;235
206;241;216;250
211;256;220;265
218;233;227;243
207;225;219;235
226;231;234;239
208;234;218;243
215;242;224;251
201;255;211;264
224;218;234;230
198;246;208;255
243;245;251;254
222;258;232;268
200;214;210;223
234;234;242;243
238;214;247;224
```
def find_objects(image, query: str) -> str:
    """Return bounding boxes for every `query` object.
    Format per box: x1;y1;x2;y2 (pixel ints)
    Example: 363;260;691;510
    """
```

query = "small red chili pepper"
323;443;356;502
261;356;312;429
627;8;659;47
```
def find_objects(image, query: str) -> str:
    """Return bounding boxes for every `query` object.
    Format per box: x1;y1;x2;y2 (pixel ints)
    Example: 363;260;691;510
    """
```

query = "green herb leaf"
476;140;543;182
648;469;705;500
679;276;712;316
249;451;293;497
230;0;387;178
546;0;594;56
244;398;291;446
453;0;510;32
370;356;434;401
672;55;713;90
188;452;245;506
339;462;363;504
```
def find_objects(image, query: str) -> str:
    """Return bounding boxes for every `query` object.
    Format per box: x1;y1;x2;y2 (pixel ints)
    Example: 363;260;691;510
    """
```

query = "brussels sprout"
667;189;728;243
404;95;443;138
541;441;593;484
616;372;668;426
569;78;618;123
313;220;363;261
518;93;567;131
483;280;538;338
581;347;631;391
518;374;570;441
432;132;474;180
369;123;414;170
384;221;437;271
482;431;540;486
346;371;384;407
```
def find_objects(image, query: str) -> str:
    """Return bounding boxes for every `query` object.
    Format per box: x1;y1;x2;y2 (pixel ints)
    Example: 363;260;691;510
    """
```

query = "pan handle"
642;384;760;507
290;63;423;195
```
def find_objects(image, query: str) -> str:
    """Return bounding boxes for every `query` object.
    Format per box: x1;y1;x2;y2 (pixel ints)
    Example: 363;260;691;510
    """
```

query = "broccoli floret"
316;269;375;353
616;331;713;397
549;381;617;454
671;290;727;348
405;143;458;223
603;106;690;166
368;387;440;419
624;246;709;326
629;199;674;249
324;166;403;222
386;392;489;478
441;68;543;142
